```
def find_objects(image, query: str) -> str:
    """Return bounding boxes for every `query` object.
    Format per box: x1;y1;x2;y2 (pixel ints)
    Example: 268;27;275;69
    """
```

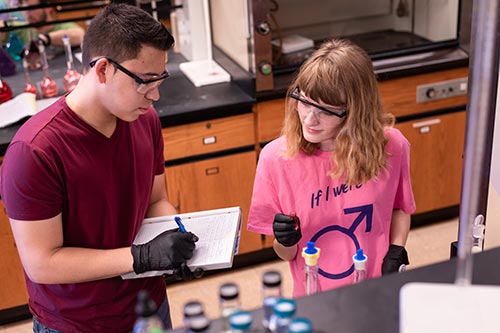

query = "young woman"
247;38;416;297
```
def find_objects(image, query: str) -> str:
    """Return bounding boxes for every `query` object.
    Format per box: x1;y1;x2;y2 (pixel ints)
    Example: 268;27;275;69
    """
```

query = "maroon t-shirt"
0;97;166;333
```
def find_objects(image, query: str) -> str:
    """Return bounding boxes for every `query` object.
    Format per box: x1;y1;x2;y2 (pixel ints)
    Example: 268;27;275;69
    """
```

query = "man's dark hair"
81;3;174;71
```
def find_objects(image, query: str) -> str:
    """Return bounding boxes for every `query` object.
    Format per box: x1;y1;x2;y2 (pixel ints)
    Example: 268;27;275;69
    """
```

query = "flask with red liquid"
62;34;80;92
38;40;58;98
0;78;13;103
23;57;38;96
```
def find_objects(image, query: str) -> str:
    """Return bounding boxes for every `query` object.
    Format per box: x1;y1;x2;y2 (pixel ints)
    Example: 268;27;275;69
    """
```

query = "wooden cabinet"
163;114;262;254
0;200;29;311
395;112;466;214
165;151;261;254
381;67;469;215
162;114;255;161
254;98;286;145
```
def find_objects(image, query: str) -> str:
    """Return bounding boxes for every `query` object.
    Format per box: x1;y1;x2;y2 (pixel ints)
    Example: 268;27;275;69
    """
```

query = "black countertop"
0;49;256;155
171;247;500;333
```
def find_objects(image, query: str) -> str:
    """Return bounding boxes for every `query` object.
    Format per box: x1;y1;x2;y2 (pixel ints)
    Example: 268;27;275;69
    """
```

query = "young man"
0;3;198;332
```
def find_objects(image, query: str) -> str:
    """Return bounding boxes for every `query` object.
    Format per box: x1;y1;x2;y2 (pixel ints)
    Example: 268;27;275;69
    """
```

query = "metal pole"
455;0;500;285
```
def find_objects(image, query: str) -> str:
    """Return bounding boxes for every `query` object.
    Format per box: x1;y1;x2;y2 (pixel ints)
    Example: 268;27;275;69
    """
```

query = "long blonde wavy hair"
282;38;394;185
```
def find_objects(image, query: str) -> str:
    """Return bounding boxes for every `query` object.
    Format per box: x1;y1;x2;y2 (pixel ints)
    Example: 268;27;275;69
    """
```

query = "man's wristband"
39;32;51;46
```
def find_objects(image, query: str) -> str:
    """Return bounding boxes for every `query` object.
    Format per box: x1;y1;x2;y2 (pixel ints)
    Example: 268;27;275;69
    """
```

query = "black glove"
172;263;204;281
273;213;302;247
131;229;198;274
382;244;409;275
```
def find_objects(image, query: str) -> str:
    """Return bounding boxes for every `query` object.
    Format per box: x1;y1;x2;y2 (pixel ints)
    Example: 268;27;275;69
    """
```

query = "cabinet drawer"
379;67;468;118
162;114;255;161
165;151;261;254
255;98;286;143
0;200;29;310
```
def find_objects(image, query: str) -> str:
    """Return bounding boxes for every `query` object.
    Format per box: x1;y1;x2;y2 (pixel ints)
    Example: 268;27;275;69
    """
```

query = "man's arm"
146;173;177;218
10;214;134;284
39;25;84;47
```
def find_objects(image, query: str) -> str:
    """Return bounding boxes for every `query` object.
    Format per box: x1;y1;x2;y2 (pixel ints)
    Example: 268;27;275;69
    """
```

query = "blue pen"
174;216;187;233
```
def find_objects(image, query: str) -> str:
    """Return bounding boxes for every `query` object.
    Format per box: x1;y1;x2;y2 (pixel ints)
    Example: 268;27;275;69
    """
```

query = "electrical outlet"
416;77;468;103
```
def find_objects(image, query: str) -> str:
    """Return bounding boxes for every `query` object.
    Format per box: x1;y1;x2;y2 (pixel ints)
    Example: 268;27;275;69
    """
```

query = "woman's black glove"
131;229;198;274
273;213;302;247
382;244;409;275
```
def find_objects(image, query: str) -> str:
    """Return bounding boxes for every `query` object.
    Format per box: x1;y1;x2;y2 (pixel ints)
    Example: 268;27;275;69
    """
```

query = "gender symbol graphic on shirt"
310;204;373;279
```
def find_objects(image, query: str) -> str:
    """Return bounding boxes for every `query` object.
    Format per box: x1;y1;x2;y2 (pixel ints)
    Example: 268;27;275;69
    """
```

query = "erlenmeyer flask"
0;78;13;103
38;41;58;98
62;34;80;92
23;58;37;96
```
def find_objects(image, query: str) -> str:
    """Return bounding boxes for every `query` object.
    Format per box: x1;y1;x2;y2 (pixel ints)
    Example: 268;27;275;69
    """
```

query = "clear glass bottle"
262;270;282;331
352;248;367;283
132;290;164;333
38;40;58;98
187;314;210;333
273;298;296;333
23;31;41;70
62;34;81;93
288;318;313;333
183;301;205;329
229;310;253;333
301;241;320;295
219;282;240;333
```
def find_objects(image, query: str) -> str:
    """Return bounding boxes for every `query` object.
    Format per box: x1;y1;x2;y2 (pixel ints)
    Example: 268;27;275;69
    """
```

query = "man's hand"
131;229;198;274
382;244;409;275
172;263;204;281
273;213;302;247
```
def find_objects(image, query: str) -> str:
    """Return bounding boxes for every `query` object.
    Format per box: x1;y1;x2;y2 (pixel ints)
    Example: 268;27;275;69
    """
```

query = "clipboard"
121;206;242;279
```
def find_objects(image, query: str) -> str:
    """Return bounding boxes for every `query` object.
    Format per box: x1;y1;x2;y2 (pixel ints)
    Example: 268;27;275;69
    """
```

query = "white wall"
484;70;500;249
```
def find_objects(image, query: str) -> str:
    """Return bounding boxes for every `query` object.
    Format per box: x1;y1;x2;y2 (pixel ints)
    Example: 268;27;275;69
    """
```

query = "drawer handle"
412;119;441;128
205;167;219;176
412;119;441;134
203;136;217;145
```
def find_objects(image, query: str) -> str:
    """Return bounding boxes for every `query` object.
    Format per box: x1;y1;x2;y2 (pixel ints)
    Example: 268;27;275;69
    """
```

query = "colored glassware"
38;41;58;98
22;58;38;96
62;34;81;93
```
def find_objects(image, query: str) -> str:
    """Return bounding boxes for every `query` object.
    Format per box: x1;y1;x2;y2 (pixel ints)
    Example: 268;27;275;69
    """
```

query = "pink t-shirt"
248;127;416;297
0;97;166;333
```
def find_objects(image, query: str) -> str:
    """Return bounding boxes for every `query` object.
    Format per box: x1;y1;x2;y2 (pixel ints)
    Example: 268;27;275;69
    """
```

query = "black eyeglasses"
89;57;169;94
289;87;347;118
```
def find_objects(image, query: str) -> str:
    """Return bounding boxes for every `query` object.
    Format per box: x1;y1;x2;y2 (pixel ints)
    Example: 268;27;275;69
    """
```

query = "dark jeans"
32;297;172;332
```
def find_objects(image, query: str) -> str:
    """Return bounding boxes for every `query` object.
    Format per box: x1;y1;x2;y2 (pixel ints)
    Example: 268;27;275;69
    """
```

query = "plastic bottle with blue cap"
352;248;367;283
229;310;253;332
301;241;320;295
273;298;296;333
288;317;313;333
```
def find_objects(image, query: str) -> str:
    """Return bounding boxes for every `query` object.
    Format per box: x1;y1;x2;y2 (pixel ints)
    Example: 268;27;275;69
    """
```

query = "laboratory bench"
0;44;471;324
170;246;500;333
